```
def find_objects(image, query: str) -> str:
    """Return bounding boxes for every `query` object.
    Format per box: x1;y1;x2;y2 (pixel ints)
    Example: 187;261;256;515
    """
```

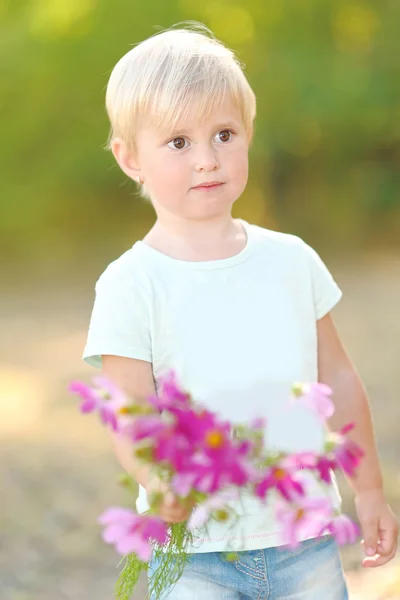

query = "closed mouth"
192;182;224;189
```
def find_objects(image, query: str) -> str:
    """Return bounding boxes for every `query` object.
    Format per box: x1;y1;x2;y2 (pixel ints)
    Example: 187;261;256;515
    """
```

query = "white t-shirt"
82;220;343;553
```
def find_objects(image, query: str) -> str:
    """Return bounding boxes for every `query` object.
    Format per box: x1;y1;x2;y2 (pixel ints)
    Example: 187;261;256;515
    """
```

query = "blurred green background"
1;0;400;276
1;2;399;599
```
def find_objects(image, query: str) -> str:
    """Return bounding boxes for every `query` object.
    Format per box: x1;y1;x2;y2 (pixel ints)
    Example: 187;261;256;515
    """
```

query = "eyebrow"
167;121;239;138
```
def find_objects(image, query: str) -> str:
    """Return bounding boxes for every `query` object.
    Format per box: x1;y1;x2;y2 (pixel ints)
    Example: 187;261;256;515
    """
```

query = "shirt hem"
316;288;343;320
82;346;152;368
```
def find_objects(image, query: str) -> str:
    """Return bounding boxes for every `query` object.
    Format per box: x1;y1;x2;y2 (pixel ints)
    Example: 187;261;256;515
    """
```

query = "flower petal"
102;524;129;544
187;505;209;531
116;533;152;560
97;507;138;526
80;397;98;413
172;472;196;498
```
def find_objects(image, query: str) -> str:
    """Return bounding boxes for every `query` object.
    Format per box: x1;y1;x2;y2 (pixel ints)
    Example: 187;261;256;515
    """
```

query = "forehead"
143;94;244;139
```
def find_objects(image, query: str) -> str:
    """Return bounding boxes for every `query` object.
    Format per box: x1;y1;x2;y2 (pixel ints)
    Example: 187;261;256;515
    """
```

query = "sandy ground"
1;252;399;599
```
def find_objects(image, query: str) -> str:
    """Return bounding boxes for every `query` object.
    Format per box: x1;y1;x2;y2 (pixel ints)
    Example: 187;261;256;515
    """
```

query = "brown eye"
216;130;232;143
168;137;187;150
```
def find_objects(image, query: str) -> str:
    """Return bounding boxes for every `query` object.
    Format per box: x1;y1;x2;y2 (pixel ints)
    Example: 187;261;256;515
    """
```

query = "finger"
376;526;398;557
164;493;195;512
362;548;397;568
164;491;180;508
361;518;380;556
160;509;189;524
161;514;182;524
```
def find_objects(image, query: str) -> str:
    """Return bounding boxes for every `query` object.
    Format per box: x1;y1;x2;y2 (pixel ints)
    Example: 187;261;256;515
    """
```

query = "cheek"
227;147;249;183
147;154;188;190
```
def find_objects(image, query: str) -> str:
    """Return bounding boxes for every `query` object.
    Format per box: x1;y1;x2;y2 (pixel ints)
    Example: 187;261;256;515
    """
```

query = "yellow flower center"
206;430;224;448
291;383;304;398
214;509;229;522
295;508;305;522
273;468;286;480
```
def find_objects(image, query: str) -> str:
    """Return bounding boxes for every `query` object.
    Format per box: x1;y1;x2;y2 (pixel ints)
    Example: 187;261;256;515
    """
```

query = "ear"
111;138;142;181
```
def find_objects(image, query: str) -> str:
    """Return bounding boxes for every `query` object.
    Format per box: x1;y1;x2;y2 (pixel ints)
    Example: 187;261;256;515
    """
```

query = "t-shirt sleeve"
82;265;152;369
300;239;343;320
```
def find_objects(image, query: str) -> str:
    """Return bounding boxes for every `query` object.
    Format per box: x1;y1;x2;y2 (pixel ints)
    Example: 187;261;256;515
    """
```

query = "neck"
142;213;246;261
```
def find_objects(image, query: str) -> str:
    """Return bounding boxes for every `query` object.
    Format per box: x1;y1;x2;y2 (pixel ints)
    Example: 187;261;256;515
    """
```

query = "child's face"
133;96;251;221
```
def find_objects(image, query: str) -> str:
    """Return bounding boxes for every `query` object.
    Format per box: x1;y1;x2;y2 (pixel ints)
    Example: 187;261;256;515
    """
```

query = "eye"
214;129;234;143
167;137;188;150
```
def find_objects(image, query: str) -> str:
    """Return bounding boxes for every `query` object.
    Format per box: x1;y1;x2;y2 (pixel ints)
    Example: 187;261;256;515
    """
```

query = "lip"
192;182;224;190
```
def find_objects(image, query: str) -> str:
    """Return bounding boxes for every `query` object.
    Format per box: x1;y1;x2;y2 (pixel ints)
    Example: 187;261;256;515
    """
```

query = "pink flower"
191;443;254;494
175;409;253;493
188;429;254;494
255;466;305;502
127;414;167;442
126;374;253;495
276;496;333;548
140;404;252;494
336;424;365;476
281;451;318;472
314;455;336;483
149;370;191;411
249;417;266;429
171;472;198;497
282;451;337;484
319;513;360;545
68;376;129;431
187;488;239;531
290;382;335;422
325;423;365;477
98;507;168;561
68;381;98;413
152;408;215;471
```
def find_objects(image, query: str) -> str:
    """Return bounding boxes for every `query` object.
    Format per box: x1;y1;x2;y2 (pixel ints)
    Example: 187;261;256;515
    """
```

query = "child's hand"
146;475;195;524
355;488;399;568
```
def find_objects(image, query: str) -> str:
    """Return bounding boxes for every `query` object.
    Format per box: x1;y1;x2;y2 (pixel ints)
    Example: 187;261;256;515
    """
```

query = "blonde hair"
104;22;256;197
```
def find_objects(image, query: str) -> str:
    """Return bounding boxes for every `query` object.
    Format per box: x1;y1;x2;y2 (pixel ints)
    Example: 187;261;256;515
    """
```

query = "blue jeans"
148;534;349;599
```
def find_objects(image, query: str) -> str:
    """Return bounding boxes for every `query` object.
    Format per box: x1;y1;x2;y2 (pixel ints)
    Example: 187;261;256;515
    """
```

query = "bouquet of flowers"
68;371;364;600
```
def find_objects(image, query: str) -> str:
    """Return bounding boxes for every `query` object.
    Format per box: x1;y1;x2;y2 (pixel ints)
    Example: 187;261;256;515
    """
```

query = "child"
82;23;398;599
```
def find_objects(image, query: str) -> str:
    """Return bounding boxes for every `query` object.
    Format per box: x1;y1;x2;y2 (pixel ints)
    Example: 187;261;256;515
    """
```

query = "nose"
194;145;220;172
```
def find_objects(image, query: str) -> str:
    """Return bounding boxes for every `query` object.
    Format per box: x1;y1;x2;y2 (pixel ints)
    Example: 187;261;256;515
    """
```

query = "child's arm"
101;355;193;524
102;355;156;487
317;312;399;568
